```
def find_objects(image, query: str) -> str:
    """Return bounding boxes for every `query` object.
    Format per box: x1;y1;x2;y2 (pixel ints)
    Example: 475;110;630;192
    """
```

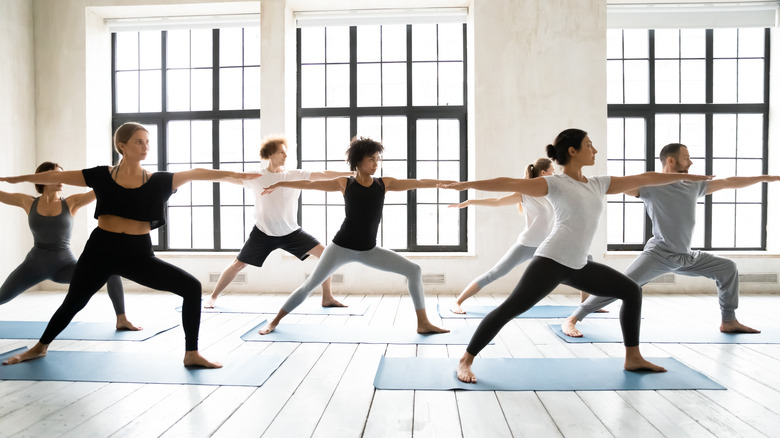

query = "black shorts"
237;227;321;267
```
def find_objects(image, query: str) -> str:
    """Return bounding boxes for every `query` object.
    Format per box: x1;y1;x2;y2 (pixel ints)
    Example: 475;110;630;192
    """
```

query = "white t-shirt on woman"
515;195;554;247
535;173;611;269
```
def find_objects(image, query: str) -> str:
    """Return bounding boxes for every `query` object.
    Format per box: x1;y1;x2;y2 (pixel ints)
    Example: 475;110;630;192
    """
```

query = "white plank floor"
1;290;779;437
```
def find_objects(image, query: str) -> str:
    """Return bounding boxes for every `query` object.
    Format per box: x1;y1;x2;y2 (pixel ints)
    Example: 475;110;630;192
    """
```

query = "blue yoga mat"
240;320;483;345
373;356;725;391
548;321;780;344
437;304;616;319
0;320;178;341
177;302;369;316
0;347;286;387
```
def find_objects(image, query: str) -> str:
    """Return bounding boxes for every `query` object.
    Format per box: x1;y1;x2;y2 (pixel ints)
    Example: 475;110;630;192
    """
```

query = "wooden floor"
1;290;779;437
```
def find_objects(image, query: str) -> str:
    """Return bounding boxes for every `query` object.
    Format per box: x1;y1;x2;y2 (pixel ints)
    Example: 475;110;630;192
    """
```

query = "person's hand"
261;185;278;195
0;176;22;184
448;201;470;208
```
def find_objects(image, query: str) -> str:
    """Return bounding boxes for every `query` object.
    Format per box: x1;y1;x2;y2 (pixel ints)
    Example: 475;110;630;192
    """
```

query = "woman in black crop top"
0;161;138;331
256;137;453;335
1;122;260;368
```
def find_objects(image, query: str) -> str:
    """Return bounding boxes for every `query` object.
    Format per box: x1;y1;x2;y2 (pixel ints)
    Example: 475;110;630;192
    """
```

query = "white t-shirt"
516;195;554;247
242;167;312;236
535;173;611;269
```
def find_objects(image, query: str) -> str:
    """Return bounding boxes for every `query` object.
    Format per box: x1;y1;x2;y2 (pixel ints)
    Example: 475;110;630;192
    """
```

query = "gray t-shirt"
535;174;612;269
639;180;709;254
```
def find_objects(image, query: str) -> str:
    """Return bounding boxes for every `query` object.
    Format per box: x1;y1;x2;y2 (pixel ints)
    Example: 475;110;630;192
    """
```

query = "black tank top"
28;197;73;250
332;177;385;251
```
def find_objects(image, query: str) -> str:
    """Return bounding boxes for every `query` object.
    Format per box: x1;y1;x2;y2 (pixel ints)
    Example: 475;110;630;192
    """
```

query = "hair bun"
545;144;557;160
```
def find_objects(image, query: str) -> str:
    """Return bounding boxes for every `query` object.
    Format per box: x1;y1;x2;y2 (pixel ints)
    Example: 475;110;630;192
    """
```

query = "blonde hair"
113;122;148;156
518;158;552;213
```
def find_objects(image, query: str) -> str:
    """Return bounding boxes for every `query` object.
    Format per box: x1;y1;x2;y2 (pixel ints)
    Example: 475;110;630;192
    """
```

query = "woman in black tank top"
0;161;138;330
257;137;454;335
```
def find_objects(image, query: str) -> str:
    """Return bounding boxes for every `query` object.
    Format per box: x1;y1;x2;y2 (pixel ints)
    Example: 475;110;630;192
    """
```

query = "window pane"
714;28;738;58
244;27;261;65
326;205;345;243
166;69;190;111
167;30;190;68
326;26;350;63
139;31;161;69
167;207;191;248
302;205;326;243
382;25;406;62
301;65;325;108
191;120;212;163
191;69;213;111
220;206;245;249
382;63;407;106
192;206;214;249
220;27;243;66
382;205;407;249
301;117;326;161
607;30;623;59
439;62;463;106
301;27;325;63
735;204;761;247
625;118;645;160
737;114;763;158
326;117;351;160
607;118;625;160
357;63;381;107
416;120;437;160
438;23;463;61
738;59;764;103
244;66;261;109
144;125;159;168
244;119;261;162
607;61;624;104
711;203;735;247
381;117;407;160
680;60;705;103
624;202;646;243
139;70;161;112
680;29;705;58
624;60;648;104
357;25;380;62
326;64;350;107
713;114;736;157
412;24;437;61
655;60;679;103
623;29;648;58
438;205;460;245
738;28;764;58
713;59;737;103
607;203;625;244
412;63;437;106
115;71;139;113
416;205;438;245
219;67;242;110
192;181;213;206
190;29;212;68
680;114;705;152
167;120;191;163
115;32;139;70
357;116;382;140
439;119;460;160
655;29;679;58
220;176;245;205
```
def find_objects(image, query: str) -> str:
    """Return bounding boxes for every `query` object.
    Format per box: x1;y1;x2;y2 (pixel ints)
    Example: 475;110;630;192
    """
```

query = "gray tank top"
28;197;73;250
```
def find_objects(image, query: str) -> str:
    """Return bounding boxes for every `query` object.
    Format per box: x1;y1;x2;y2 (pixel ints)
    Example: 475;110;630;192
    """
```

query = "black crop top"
82;166;175;230
332;177;385;251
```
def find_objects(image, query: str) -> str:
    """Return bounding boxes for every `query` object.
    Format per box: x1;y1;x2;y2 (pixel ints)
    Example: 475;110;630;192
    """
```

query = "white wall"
0;0;37;282
18;0;780;295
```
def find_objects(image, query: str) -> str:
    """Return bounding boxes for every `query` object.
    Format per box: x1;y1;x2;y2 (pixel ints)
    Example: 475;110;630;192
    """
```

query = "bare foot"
720;320;760;334
183;351;222;368
450;302;466;314
259;321;278;335
203;295;218;309
116;314;142;331
321;297;347;308
2;343;48;365
561;316;583;337
624;357;667;373
417;322;450;334
457;354;477;383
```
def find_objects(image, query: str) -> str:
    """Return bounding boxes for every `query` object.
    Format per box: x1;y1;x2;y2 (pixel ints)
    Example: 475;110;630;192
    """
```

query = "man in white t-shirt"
562;143;780;337
204;136;350;308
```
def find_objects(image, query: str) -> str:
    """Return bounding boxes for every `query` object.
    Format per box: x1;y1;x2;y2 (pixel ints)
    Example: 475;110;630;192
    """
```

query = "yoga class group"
1;123;778;384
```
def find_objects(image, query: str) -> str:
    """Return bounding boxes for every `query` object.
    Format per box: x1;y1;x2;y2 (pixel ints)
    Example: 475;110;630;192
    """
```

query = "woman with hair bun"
447;158;555;314
439;128;711;383
0;162;137;330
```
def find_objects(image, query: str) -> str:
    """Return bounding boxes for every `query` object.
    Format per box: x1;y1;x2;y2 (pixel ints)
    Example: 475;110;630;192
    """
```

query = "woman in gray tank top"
0;162;139;331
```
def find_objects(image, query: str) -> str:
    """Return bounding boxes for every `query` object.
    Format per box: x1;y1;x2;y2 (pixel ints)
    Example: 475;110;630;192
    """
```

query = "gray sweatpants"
0;247;126;314
281;243;426;312
572;249;739;322
474;243;537;289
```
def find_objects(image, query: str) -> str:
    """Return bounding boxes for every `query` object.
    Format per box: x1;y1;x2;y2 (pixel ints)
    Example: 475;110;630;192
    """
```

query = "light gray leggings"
572;250;739;322
0;247;125;315
282;243;425;312
474;243;537;289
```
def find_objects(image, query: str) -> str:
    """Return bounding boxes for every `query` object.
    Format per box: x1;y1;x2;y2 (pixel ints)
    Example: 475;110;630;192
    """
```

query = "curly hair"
346;137;384;171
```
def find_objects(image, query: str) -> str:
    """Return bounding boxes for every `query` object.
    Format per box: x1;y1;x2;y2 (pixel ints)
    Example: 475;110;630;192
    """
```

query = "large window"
112;26;261;251
607;28;769;250
297;22;468;252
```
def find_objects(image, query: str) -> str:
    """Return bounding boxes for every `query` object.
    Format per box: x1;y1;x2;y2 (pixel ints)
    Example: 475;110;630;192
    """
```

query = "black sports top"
82;166;175;230
332;177;385;251
28;197;73;251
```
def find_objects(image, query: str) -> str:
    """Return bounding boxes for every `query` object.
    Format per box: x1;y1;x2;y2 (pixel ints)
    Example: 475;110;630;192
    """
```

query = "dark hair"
524;158;552;179
545;128;588;165
113;122;148;156
34;161;62;194
260;136;287;159
346;136;384;171
659;143;686;164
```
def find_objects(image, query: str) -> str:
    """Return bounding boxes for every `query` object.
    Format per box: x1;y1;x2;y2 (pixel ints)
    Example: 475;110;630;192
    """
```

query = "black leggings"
0;247;125;314
466;256;643;356
40;228;202;351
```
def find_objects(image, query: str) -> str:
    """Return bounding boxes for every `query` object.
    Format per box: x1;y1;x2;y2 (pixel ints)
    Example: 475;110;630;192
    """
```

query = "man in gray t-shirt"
562;143;779;337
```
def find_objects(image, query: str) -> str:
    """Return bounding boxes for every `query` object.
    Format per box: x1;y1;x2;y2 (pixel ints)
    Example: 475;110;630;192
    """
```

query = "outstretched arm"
262;177;348;195
706;175;780;194
66;190;97;216
439;177;548;197
449;193;523;209
0;190;35;213
0;170;87;187
309;170;352;181
172;169;261;190
384;178;457;192
608;172;711;195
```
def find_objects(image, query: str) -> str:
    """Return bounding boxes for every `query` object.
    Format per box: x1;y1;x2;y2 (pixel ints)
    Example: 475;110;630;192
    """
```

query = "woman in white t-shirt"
447;158;554;314
440;128;711;383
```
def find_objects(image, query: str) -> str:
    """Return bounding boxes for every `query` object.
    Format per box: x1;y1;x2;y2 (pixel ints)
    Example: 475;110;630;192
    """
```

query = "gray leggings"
572;249;739;322
282;243;425;312
474;243;537;289
0;247;125;315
